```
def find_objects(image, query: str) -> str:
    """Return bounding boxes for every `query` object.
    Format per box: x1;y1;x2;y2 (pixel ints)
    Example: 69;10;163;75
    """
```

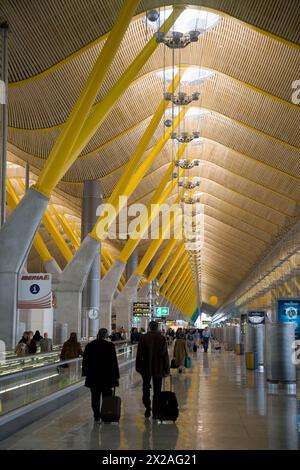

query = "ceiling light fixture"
164;91;200;106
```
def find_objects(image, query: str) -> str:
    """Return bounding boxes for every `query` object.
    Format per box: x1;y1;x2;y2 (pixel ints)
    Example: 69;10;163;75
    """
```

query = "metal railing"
0;343;137;417
0;340;131;376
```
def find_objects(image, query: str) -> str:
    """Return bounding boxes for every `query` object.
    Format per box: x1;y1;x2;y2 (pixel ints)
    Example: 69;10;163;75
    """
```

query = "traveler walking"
33;330;43;344
173;333;189;373
27;331;37;354
130;327;140;344
40;332;53;353
15;331;29;356
193;329;201;349
60;332;83;360
202;327;211;353
82;329;120;422
136;321;170;419
186;330;194;353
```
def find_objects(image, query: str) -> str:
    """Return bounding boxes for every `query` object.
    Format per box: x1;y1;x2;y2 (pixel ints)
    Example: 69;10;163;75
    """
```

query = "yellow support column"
118;150;186;264
17;179;73;262
34;0;142;196
165;264;191;299
148;238;178;282
73;8;184;174
135;195;183;277
173;280;193;310
108;74;181;210
91;110;186;241
159;242;186;286
50;205;80;250
161;253;189;295
42;211;74;262
170;276;193;306
70;220;81;242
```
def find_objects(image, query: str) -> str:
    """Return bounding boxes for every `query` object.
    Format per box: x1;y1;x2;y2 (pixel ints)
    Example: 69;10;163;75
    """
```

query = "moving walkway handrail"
0;343;137;382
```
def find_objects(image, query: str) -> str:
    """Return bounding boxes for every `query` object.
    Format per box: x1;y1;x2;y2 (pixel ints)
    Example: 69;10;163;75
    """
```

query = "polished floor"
1;348;299;450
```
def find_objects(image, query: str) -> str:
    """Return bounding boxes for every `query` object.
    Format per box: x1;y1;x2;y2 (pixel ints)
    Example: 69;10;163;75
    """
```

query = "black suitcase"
157;375;179;423
100;389;121;423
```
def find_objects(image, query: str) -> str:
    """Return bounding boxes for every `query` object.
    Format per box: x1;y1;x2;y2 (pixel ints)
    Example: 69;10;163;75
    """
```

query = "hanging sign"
132;301;152;317
155;306;169;317
18;274;52;309
247;311;266;325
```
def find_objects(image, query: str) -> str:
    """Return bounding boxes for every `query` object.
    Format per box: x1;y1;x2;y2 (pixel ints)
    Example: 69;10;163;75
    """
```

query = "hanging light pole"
0;22;8;227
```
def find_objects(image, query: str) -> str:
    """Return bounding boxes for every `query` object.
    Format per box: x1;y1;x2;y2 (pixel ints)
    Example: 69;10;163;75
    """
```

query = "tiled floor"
1;349;299;450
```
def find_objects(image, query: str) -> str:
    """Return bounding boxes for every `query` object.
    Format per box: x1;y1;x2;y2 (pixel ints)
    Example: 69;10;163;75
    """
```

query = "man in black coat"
136;321;170;419
82;328;120;422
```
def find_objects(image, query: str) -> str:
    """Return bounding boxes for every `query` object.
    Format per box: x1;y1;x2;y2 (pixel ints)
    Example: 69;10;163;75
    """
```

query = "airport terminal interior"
0;0;299;451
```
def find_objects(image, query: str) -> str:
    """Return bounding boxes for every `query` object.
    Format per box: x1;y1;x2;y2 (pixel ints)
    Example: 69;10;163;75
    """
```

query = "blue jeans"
203;338;209;352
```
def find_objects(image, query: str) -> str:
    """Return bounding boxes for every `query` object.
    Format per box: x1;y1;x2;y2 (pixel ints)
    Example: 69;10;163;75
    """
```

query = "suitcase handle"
163;374;172;392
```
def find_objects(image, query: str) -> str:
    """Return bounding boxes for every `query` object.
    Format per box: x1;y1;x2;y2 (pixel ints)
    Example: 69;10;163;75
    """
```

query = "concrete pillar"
245;324;265;365
266;322;296;387
137;282;151;331
0;22;8;228
126;249;138;281
81;181;102;338
44;258;61;280
0;188;49;348
100;260;126;333
110;248;139;333
52;235;100;337
114;273;141;333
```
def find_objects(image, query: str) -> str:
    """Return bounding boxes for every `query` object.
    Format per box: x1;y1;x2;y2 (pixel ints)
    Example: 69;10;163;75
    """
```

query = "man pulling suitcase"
82;328;120;423
136;321;170;419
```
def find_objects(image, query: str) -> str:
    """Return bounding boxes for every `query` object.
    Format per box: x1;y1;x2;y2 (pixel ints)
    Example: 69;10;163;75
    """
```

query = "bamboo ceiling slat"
202;193;278;235
203;205;272;243
3;0;299;307
8;93;300;192
1;0;298;83
7;15;299;129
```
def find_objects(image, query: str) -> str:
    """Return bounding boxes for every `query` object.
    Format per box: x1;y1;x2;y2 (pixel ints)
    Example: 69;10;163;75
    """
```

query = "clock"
88;309;99;320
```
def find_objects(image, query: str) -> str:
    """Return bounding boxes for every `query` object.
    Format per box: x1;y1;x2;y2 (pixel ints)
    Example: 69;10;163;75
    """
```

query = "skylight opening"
145;7;221;35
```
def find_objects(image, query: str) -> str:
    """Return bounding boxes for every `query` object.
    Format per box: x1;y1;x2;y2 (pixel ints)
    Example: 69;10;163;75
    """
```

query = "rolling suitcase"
157;375;179;423
184;356;192;368
100;388;121;423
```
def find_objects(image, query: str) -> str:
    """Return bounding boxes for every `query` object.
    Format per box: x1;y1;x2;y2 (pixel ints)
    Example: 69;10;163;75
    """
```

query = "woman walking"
173;333;188;373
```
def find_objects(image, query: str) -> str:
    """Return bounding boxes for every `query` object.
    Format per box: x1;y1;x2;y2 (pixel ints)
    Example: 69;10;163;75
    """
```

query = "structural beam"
118;147;186;264
34;0;142;197
148;238;178;282
90;109;186;241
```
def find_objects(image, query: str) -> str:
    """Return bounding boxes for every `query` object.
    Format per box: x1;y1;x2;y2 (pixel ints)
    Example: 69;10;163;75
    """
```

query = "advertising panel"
18;274;52;309
277;299;300;339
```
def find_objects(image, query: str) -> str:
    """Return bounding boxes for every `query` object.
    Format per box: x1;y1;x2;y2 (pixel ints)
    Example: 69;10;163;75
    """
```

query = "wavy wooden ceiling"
2;0;300;307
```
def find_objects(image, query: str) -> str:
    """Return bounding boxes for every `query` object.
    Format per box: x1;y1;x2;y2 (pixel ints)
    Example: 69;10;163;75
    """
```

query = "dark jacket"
136;331;170;378
82;338;120;389
28;339;37;354
60;339;83;360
